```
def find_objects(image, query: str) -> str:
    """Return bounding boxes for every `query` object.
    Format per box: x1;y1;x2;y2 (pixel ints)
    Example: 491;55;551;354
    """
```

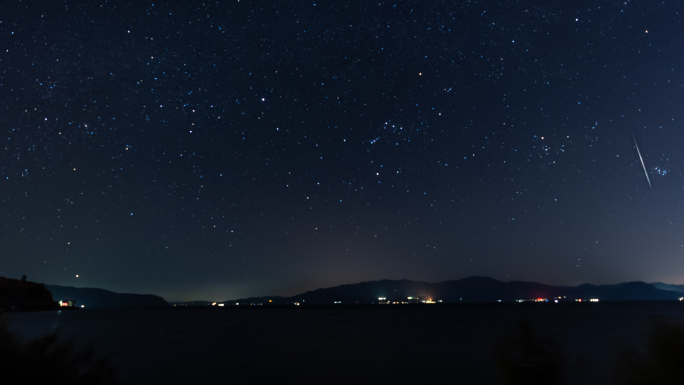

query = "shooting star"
632;132;652;189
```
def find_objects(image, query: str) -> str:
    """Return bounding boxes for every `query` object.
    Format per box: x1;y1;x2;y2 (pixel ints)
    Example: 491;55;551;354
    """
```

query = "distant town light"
58;300;75;307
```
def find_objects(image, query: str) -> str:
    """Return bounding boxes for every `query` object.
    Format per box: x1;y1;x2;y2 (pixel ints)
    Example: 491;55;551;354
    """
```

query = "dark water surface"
6;302;684;384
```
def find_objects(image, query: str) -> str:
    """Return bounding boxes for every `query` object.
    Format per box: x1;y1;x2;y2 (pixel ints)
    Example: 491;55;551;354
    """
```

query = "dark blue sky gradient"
1;0;683;301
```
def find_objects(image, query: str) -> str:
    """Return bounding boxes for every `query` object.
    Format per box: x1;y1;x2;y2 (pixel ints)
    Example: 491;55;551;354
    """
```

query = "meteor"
632;132;652;189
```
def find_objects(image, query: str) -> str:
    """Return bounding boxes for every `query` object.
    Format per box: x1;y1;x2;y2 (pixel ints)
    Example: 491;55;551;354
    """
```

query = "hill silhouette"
0;276;59;311
46;285;169;308
650;282;684;294
217;277;683;305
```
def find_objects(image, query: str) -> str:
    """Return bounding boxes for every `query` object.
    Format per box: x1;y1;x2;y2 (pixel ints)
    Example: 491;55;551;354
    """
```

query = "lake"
5;302;684;384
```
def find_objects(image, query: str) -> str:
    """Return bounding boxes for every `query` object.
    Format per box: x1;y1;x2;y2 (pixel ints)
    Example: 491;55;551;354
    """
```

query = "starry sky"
2;0;683;302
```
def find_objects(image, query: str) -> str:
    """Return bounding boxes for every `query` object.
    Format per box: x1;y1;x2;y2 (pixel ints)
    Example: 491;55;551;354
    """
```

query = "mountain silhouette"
46;285;169;308
218;277;683;305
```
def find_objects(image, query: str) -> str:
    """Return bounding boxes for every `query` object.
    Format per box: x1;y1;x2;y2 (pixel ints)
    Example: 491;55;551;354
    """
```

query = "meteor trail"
632;132;652;189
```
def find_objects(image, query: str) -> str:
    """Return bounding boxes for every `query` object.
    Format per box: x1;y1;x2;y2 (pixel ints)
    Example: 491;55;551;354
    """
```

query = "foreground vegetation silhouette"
494;319;684;385
0;313;118;385
612;320;684;385
494;320;563;385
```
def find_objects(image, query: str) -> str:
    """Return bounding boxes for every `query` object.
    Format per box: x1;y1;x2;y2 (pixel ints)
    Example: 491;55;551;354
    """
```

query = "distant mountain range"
8;277;680;309
46;285;169;308
173;277;684;306
650;282;684;294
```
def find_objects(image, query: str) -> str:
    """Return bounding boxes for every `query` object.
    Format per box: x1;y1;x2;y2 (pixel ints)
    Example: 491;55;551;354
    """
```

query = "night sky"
2;0;683;302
